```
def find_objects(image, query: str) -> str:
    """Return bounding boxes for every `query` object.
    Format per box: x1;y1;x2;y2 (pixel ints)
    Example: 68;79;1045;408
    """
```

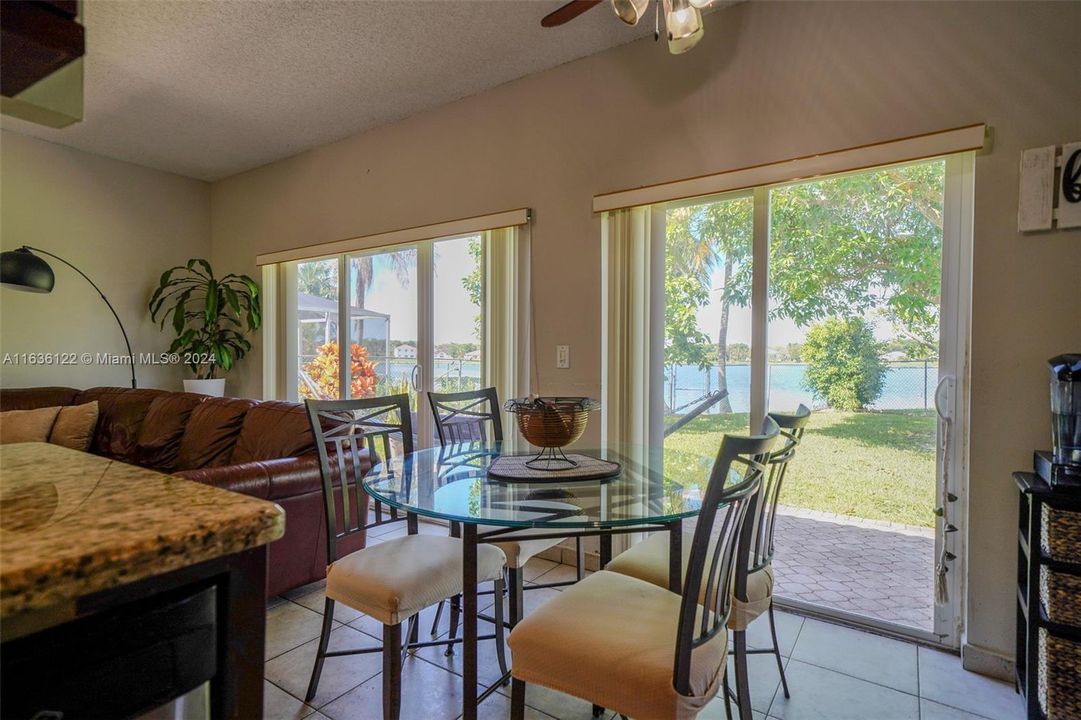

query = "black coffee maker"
1040;354;1081;488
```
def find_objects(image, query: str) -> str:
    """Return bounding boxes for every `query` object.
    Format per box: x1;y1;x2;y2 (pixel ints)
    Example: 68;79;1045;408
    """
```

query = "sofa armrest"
174;452;372;502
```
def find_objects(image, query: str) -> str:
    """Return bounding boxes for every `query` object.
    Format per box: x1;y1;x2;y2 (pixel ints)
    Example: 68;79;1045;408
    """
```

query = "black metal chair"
427;388;585;628
303;394;509;720
507;421;778;720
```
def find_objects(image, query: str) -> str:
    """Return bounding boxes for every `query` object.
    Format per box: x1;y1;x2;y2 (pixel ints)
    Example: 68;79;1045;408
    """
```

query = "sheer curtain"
601;206;655;449
483;225;530;446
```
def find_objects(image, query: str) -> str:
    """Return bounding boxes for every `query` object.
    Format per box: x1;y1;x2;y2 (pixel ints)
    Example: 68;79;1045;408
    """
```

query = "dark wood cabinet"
1015;470;1081;719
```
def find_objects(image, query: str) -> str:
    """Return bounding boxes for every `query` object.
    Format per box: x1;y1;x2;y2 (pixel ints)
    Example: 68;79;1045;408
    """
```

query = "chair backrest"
746;404;811;571
427;387;503;446
305;394;414;563
673;419;778;695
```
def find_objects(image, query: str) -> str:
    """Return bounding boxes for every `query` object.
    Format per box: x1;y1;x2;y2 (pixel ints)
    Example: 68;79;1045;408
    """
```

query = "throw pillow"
49;401;100;451
0;406;62;444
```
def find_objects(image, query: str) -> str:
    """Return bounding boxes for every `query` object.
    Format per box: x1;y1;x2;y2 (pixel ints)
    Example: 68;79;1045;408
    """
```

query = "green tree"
802;317;886;411
664;253;713;375
461;237;483;342
664;160;945;411
666;198;753;412
727;343;751;363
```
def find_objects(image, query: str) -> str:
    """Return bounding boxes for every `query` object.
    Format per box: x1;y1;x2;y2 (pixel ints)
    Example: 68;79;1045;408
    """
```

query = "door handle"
411;364;421;391
934;375;954;422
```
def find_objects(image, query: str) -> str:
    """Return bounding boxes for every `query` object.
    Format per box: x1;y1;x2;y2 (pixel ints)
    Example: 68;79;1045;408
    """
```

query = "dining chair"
605;405;811;710
507;423;778;720
303;394;509;720
426;388;585;627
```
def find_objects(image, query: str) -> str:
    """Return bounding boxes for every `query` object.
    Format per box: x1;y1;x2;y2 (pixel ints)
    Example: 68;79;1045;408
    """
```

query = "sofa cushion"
0;387;79;412
49;401;100;451
134;393;206;471
232;401;316;463
0;406;61;443
176;397;257;470
75;387;167;461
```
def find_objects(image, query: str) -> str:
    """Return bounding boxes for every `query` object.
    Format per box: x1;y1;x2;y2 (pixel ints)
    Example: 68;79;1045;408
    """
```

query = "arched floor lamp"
0;246;137;388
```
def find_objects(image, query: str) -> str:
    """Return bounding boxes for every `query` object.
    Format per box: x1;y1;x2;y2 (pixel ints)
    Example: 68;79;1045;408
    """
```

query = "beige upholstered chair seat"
327;534;505;626
485;530;562;568
606;531;774;630
481;499;583;568
508;570;728;720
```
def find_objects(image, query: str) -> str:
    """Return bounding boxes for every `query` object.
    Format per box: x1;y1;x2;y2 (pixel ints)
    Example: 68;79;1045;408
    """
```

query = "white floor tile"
727;651;788;715
265;624;383;709
767;660;920;720
319;655;464;720
263;680;316;720
743;608;804;657
789;618;918;694
920;698;1000;720
266;601;339;661
917;647;1023;720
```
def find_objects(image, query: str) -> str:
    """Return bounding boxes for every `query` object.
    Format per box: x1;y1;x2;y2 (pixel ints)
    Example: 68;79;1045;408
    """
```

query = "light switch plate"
556;345;570;369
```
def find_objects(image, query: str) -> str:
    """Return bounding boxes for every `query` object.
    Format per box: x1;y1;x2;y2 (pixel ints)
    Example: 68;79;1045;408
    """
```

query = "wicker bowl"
504;397;601;448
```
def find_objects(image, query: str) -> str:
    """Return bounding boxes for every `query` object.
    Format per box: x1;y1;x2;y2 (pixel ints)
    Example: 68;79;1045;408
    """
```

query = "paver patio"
770;506;934;630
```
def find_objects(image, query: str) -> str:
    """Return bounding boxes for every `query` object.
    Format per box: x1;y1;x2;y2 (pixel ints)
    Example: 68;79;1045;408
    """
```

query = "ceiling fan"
541;0;712;55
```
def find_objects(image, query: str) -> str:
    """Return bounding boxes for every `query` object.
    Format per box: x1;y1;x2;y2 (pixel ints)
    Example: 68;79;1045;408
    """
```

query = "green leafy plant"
802;317;886;411
149;259;261;379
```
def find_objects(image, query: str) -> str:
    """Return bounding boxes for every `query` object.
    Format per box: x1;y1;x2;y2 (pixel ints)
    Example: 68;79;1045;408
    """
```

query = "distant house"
881;350;908;362
464;349;480;361
394;344;417;359
434;351;451;360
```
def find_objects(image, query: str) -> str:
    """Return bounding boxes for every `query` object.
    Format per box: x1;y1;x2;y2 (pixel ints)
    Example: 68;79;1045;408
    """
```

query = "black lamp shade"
1;248;54;293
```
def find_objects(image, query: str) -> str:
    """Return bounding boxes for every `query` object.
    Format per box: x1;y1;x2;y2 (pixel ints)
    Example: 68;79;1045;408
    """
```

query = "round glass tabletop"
362;442;731;529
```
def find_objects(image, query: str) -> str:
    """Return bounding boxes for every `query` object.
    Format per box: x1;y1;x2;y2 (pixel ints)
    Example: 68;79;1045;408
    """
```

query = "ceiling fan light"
688;0;713;8
610;0;650;25
663;0;704;53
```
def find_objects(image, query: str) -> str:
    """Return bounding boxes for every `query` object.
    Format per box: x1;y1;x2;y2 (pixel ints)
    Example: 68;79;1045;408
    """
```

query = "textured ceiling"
1;0;657;181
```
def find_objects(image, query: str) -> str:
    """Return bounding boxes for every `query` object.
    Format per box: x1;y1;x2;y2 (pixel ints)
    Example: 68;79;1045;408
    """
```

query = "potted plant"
149;259;261;396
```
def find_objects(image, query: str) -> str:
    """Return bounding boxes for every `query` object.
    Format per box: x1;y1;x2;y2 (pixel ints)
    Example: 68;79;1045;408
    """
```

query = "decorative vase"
183;378;226;397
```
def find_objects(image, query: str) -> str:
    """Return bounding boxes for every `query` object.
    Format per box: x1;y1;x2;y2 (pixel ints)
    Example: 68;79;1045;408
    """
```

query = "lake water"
666;362;938;413
379;359;938;412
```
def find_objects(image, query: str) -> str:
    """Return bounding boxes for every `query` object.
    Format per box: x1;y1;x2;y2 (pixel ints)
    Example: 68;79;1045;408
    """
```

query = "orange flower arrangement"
300;342;378;400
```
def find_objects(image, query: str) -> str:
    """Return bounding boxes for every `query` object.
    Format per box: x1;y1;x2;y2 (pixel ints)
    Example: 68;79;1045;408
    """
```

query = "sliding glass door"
655;155;972;646
285;234;485;449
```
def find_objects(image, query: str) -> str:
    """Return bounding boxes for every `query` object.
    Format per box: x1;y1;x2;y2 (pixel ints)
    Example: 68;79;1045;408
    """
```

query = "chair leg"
576;537;585;581
401;615;418;668
733;630;753;720
507;567;524;628
723;666;734;720
511;678;527;720
768;602;791;699
304;597;335;702
383;623;402;720
430;599;445;636
444;593;461;656
492;578;509;680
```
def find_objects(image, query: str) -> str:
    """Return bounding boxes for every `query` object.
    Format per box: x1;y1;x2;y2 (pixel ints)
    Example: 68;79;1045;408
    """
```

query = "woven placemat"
487;453;621;482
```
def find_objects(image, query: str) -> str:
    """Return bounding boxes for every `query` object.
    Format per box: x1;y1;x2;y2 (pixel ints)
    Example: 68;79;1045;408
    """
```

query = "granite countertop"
0;442;285;624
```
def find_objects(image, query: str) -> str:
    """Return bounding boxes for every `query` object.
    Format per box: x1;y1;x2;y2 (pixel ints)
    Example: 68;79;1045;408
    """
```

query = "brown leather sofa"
0;386;370;597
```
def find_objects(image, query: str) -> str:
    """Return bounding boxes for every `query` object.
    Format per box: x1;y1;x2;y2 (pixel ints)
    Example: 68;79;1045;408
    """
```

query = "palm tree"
665;199;753;414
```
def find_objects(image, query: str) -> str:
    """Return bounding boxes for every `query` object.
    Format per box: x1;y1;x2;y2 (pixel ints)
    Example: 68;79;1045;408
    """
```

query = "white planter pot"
183;378;226;397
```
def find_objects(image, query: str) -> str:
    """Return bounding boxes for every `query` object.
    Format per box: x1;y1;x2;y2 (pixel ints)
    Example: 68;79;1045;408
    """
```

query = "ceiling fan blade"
541;0;604;27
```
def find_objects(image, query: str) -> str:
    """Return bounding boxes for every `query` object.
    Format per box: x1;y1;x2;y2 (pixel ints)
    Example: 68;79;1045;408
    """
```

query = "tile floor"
263;523;1023;720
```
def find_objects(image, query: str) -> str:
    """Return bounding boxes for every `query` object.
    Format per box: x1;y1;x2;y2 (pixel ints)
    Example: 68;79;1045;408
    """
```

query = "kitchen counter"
0;442;286;719
0;442;285;625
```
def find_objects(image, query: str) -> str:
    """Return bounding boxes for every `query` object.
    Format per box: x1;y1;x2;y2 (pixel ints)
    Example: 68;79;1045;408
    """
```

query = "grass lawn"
663;409;937;528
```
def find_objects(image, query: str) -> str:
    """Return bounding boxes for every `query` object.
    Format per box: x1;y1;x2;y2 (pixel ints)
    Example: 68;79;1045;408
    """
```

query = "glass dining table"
362;440;719;720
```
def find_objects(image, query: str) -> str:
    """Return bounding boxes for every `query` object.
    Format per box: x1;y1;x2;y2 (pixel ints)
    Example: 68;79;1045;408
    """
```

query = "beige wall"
210;2;1080;667
1;131;211;390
